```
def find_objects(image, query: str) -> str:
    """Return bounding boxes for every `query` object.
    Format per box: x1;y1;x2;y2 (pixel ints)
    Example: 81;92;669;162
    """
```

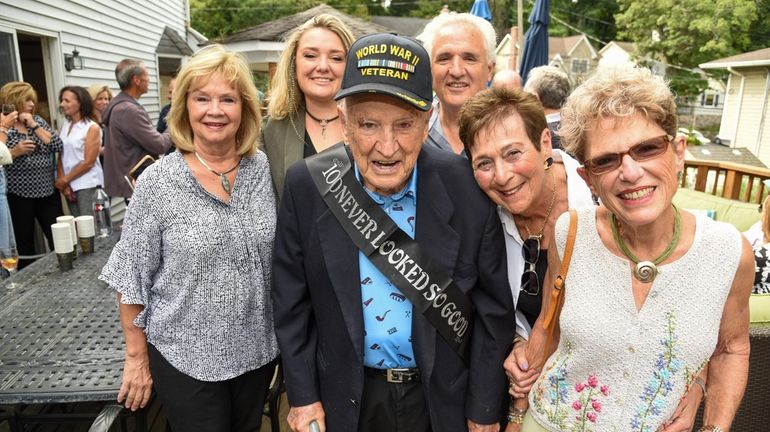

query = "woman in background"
100;44;278;431
56;85;104;216
752;194;770;293
0;81;63;268
261;13;354;200
88;84;113;125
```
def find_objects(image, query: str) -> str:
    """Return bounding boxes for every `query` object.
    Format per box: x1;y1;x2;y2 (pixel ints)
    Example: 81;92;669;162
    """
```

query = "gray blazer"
261;107;306;201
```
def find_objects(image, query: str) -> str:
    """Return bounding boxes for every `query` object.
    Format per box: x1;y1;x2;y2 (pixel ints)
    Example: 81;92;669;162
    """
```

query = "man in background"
523;65;571;149
102;59;171;199
418;13;495;156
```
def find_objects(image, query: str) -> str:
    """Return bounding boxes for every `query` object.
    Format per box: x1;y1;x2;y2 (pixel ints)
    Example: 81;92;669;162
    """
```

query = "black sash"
306;143;473;362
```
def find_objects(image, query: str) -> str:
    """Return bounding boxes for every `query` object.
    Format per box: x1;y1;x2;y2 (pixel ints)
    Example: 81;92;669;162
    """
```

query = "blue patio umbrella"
518;0;550;84
470;0;492;22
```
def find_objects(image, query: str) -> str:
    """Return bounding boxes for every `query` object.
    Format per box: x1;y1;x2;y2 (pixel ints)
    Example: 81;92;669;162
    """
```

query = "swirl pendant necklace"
522;171;557;241
609;204;681;283
194;152;241;195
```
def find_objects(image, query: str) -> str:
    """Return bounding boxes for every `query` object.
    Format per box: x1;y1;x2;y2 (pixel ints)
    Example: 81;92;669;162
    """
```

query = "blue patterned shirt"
355;164;418;369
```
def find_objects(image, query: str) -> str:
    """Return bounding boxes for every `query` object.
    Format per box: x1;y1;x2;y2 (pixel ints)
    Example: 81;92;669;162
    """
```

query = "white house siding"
0;0;189;127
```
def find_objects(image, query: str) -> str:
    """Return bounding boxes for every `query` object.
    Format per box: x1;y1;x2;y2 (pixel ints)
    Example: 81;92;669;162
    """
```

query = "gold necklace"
194;152;240;195
522;172;557;240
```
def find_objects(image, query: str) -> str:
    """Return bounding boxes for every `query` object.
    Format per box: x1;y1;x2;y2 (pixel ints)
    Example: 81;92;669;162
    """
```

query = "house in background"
701;47;770;166
0;0;202;129
370;16;429;38
495;34;598;84
219;4;394;86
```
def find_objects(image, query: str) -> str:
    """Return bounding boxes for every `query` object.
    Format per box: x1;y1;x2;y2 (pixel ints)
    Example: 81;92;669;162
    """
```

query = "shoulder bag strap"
543;209;577;340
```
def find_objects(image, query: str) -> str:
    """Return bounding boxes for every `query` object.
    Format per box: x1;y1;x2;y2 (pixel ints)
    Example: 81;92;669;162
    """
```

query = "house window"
571;59;588;74
701;93;719;107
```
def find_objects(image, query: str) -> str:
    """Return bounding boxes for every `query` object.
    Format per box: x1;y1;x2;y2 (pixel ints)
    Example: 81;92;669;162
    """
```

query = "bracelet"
698;425;722;432
28;124;39;132
507;407;526;424
693;376;707;399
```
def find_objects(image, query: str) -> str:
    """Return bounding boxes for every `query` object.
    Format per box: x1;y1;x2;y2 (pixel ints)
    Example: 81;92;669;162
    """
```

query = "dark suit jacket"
272;145;514;431
261;107;305;202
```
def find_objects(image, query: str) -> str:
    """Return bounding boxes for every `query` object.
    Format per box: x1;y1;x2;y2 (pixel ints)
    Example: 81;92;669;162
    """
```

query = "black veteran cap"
335;33;432;111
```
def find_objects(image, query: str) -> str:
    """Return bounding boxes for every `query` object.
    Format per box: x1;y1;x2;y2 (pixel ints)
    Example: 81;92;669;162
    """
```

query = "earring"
544;157;554;171
592;194;600;205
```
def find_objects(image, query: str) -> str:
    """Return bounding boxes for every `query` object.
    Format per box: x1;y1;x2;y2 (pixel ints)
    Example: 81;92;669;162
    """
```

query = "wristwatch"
698;425;722;432
28;124;39;132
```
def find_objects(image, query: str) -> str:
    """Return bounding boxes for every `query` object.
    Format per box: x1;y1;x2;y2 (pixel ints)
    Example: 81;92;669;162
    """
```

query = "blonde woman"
100;44;277;431
87;84;113;124
261;13;354;200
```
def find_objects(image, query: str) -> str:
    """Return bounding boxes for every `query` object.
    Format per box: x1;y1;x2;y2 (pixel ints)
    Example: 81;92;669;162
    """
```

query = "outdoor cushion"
673;188;759;231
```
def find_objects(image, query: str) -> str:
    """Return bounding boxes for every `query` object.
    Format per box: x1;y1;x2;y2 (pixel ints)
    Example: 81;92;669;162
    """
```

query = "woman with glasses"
458;87;593;430
512;65;753;432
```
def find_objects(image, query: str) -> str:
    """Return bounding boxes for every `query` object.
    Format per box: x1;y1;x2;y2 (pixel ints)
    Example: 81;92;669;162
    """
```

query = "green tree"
615;0;757;69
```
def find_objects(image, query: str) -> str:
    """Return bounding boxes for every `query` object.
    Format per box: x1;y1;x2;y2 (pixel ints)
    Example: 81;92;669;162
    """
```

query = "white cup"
51;223;74;254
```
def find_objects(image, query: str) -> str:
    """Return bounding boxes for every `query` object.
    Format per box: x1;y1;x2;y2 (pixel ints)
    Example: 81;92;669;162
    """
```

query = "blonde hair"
87;84;113;103
762;194;770;243
167;44;261;156
0;81;38;112
267;14;354;119
560;65;677;164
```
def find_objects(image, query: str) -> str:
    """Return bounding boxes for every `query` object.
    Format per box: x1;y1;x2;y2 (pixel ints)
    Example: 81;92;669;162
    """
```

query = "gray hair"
523;66;571;110
115;59;145;90
417;12;496;65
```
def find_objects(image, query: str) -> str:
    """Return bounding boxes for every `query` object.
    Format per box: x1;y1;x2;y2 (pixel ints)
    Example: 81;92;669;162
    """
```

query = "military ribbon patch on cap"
358;59;415;74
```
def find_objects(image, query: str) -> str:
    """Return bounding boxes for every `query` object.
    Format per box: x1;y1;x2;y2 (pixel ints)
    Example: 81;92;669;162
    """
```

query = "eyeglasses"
583;134;673;175
520;237;541;296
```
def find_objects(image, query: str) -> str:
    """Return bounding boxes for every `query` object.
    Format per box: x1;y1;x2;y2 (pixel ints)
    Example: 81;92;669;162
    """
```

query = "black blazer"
272;145;514;431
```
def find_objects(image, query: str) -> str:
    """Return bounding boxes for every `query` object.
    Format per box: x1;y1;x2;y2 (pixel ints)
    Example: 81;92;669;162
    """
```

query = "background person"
262;14;354;200
752;194;770;293
510;65;752;432
99;44;278;431
522;66;571;150
458;87;593;430
102;59;171;200
272;33;513;432
56;85;104;217
156;76;175;133
491;69;522;91
417;12;496;156
0;112;17;253
88;84;113;125
0;81;63;268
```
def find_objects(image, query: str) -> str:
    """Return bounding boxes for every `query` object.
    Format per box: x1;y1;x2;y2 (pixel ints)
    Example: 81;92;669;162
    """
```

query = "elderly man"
523;65;571;149
272;33;513;432
102;59;171;199
417;13;495;156
492;69;522;90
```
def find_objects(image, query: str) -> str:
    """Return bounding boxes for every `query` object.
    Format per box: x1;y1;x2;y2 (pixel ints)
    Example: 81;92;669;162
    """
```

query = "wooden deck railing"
681;159;770;204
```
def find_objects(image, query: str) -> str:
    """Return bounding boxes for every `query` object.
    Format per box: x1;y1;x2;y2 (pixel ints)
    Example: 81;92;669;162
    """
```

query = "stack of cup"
74;215;95;254
51;222;74;271
56;215;78;259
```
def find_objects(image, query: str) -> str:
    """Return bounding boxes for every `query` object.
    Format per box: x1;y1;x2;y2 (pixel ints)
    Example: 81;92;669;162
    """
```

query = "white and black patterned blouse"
99;150;279;381
4;115;63;198
754;245;770;294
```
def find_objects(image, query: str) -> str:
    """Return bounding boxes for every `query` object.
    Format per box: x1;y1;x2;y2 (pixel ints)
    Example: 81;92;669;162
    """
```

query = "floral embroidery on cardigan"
631;312;683;432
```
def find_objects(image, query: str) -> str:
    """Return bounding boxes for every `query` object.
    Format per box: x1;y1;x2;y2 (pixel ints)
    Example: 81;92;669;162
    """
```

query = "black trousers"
358;368;431;432
7;192;62;268
148;343;276;432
